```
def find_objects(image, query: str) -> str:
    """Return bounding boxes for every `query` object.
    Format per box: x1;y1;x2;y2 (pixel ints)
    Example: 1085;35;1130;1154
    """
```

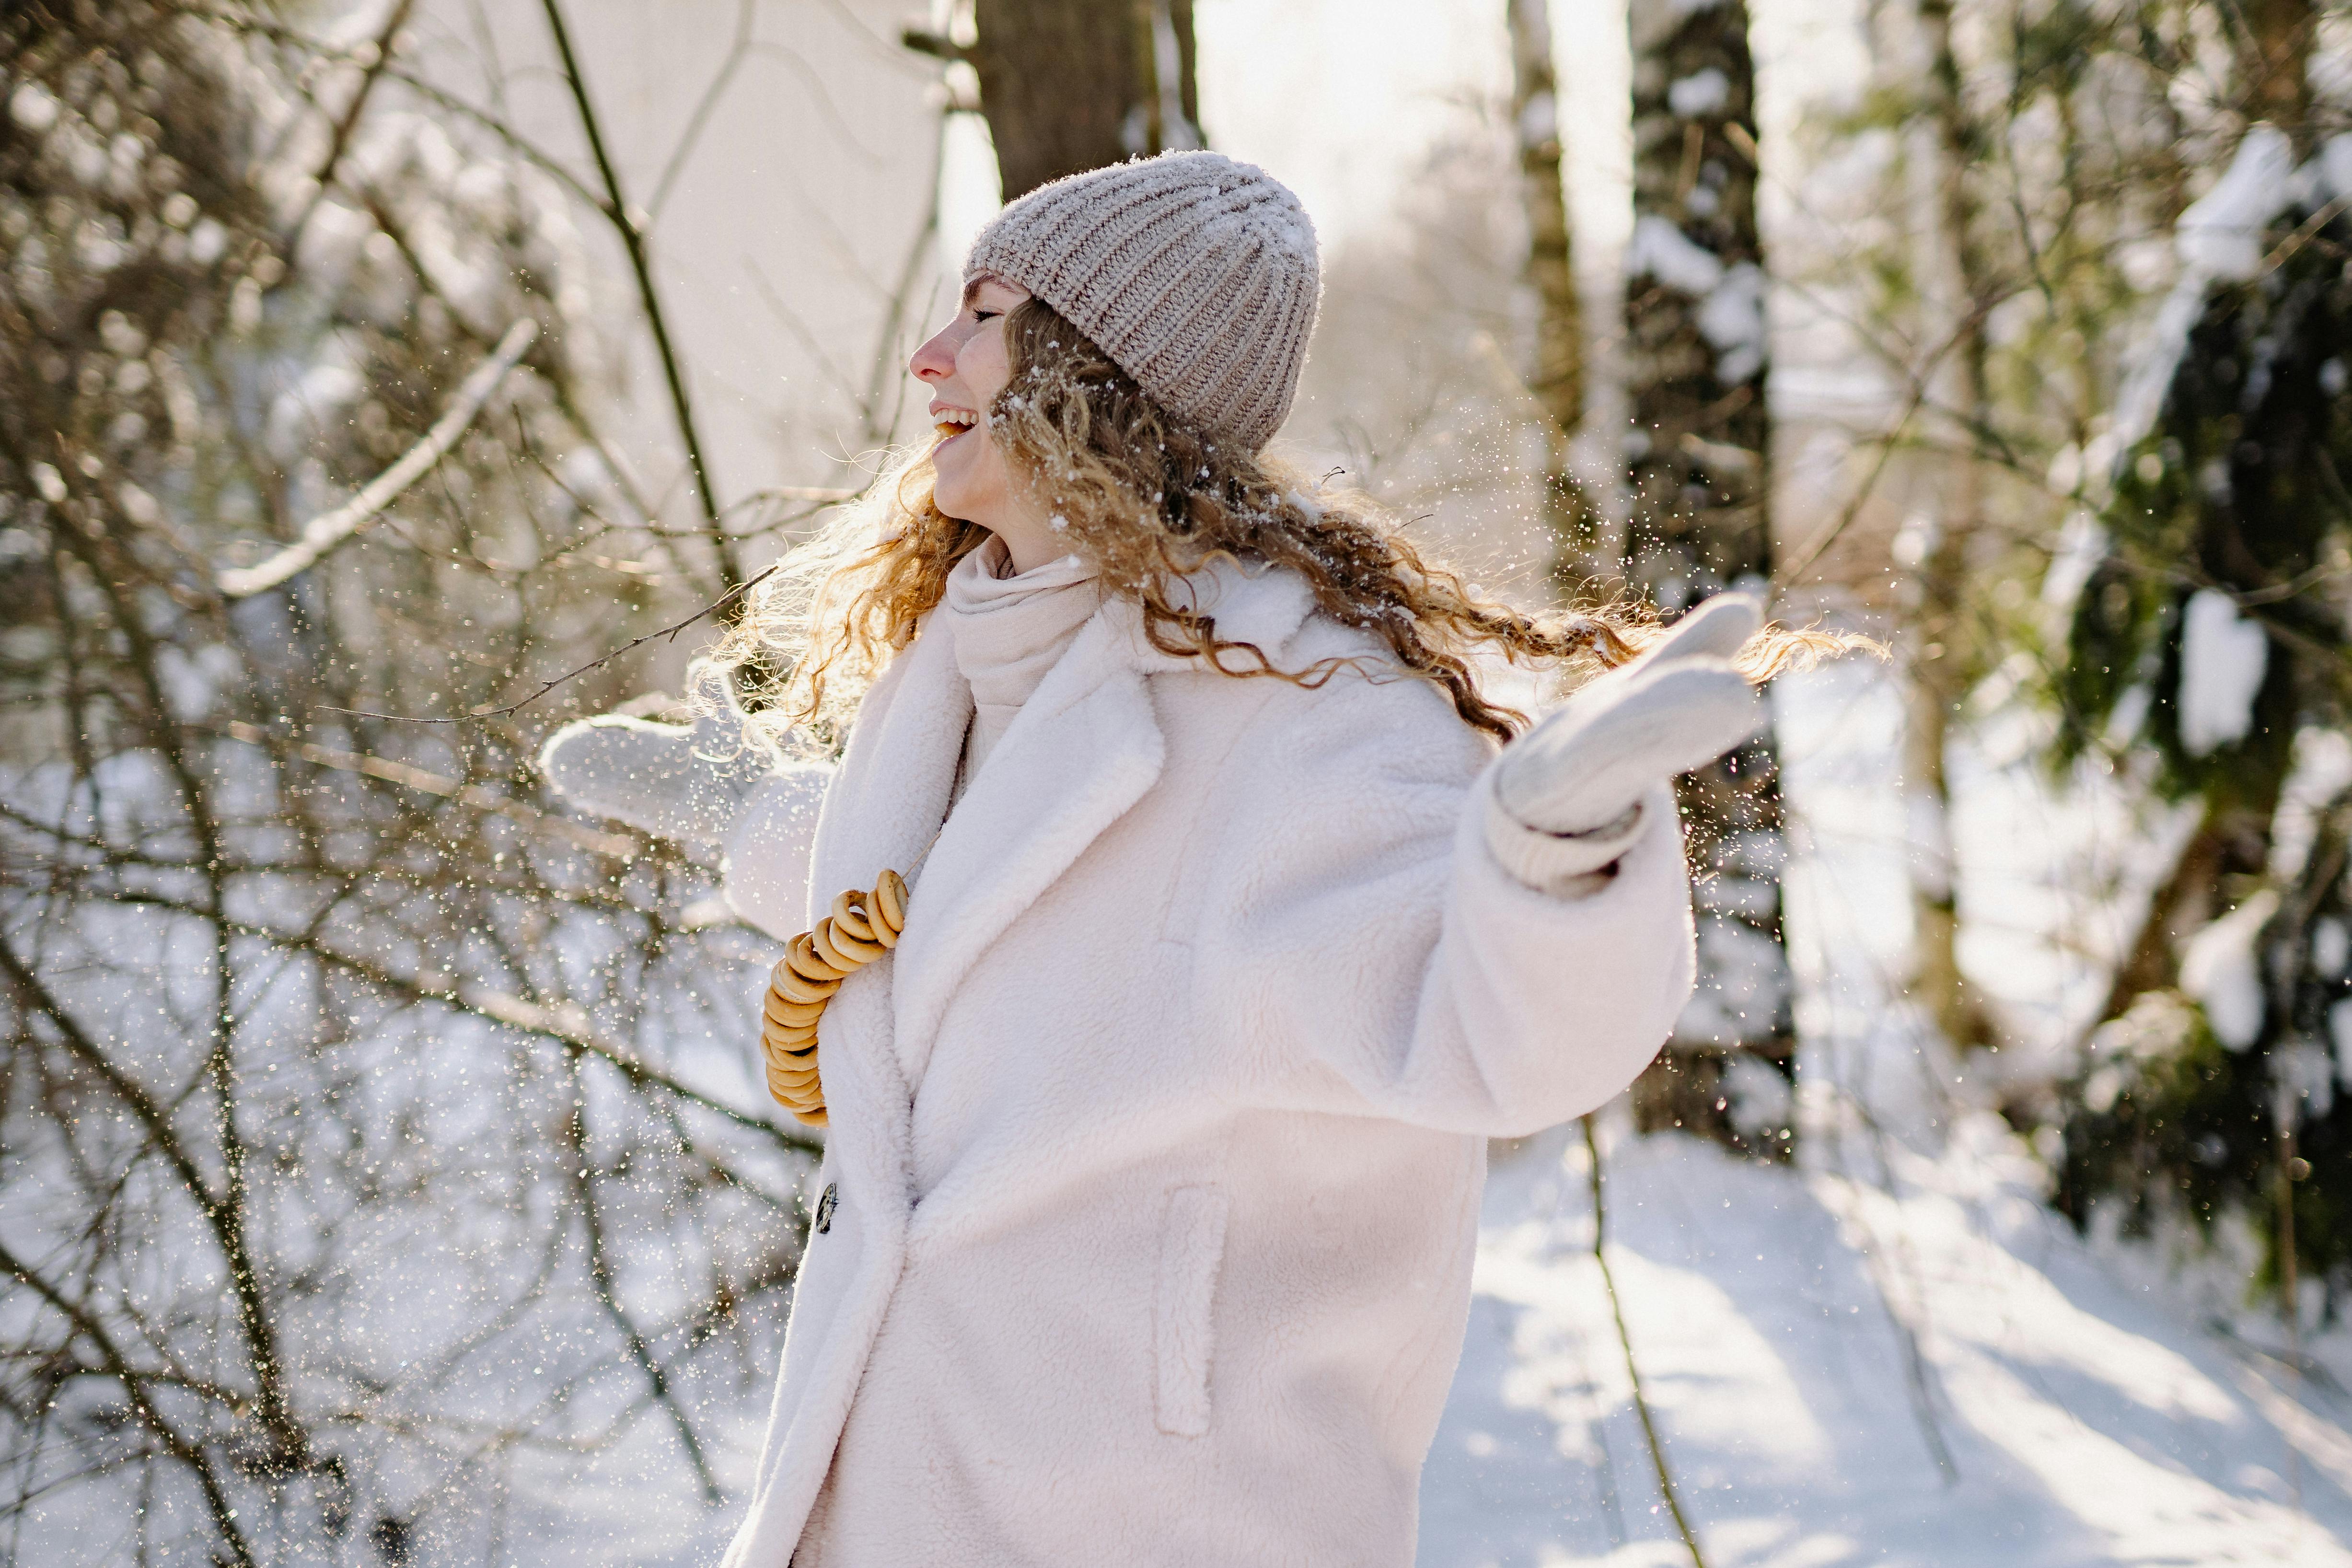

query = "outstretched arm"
1196;592;1766;1137
537;687;833;940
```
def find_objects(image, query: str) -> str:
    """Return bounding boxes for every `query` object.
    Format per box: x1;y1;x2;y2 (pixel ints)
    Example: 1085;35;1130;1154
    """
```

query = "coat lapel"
792;621;966;1216
807;621;970;917
808;556;1320;1102
886;556;1318;1089
888;609;1166;1088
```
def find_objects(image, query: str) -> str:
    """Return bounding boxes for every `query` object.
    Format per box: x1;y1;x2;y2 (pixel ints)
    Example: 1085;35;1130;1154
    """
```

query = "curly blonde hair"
708;298;1849;751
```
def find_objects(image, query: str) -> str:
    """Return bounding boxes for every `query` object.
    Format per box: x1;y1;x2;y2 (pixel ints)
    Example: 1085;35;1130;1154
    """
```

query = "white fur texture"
717;562;1697;1568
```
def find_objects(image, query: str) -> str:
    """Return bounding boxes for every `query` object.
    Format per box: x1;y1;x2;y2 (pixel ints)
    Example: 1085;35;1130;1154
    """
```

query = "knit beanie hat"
963;150;1321;452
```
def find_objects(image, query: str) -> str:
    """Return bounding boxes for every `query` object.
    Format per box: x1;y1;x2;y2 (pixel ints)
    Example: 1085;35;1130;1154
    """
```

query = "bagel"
830;890;877;942
765;992;828;1029
766;1058;819;1091
809;921;884;968
775;969;842;1006
763;1021;818;1051
873;870;907;932
786;933;850;984
755;866;914;1122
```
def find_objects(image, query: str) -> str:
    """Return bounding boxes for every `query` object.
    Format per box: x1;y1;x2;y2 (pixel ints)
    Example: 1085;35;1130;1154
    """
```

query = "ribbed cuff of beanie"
1480;778;1648;901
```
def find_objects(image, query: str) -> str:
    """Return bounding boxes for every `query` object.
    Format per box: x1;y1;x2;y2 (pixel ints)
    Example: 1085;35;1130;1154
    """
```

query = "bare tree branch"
316;558;780;723
538;0;738;594
0;1239;258;1568
217;319;539;598
648;0;758;221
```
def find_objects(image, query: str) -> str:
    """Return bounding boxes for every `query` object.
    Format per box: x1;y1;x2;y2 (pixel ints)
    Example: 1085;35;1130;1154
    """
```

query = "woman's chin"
931;475;992;526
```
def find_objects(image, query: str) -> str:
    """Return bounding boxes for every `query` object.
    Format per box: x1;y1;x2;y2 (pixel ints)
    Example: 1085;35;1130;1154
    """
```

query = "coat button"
814;1183;838;1235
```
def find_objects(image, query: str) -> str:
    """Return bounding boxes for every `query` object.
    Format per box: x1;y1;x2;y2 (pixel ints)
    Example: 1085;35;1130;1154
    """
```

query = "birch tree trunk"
971;0;1202;198
1621;0;1793;1157
1506;0;1597;583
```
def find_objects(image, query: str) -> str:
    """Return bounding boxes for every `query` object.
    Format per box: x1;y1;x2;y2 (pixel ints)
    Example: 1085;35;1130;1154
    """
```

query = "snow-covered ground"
1420;656;2352;1566
1428;1116;2352;1566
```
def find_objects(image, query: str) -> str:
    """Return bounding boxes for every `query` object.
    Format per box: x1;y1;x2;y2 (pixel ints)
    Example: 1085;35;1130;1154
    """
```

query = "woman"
543;151;1822;1567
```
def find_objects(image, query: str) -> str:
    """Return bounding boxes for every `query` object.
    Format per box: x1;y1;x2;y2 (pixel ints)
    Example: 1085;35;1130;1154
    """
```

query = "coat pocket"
1153;1184;1229;1438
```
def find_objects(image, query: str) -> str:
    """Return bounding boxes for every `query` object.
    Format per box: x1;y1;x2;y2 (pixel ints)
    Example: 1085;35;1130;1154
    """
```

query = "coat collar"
810;556;1319;1100
1112;553;1320;677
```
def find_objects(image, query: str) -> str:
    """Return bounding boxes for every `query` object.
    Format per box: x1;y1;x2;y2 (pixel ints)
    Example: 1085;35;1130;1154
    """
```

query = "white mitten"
536;683;775;866
1486;591;1767;896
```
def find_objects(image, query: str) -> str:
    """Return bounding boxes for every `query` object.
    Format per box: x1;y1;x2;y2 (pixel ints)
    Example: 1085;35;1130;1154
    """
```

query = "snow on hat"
963;150;1321;452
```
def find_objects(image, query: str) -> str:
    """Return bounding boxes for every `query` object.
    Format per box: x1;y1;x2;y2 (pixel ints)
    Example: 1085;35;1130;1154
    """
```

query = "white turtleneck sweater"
935;535;1639;895
941;536;1103;786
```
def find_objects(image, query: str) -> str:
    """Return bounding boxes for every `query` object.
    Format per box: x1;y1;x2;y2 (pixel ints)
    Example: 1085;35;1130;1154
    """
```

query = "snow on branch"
218;318;539;598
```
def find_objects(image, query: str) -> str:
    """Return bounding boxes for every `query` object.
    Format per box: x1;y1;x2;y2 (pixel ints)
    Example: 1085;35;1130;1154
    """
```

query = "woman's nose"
909;325;956;383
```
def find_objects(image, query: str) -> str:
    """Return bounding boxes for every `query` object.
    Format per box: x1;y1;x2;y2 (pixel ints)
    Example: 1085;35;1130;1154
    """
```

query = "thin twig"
213;719;639;857
0;1240;257;1568
1581;1115;1708;1568
315;559;779;723
562;1063;724;1504
1822;1098;1964;1485
183;8;611;212
1772;296;1994;591
218;320;538;597
282;0;417;245
0;940;310;1477
648;0;757;220
855;110;948;444
538;0;737;593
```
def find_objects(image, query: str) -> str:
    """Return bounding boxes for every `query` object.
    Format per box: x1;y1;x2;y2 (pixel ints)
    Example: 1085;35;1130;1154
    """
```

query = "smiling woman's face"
908;275;1061;570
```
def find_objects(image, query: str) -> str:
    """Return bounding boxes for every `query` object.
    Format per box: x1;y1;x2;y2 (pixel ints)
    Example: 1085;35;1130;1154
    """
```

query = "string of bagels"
758;870;908;1127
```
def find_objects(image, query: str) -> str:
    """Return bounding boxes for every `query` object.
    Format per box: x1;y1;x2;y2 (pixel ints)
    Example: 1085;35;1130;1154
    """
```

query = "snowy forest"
9;0;2352;1561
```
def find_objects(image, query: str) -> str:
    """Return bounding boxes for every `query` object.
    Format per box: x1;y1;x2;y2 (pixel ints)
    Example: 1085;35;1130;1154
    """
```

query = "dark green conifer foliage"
2057;200;2352;1306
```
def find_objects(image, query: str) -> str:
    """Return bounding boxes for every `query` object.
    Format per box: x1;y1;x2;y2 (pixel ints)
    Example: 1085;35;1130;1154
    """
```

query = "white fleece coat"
714;563;1696;1568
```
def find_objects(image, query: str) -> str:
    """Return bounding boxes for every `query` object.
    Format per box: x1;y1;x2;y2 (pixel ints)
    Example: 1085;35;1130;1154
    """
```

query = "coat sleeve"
1189;676;1695;1138
719;763;833;942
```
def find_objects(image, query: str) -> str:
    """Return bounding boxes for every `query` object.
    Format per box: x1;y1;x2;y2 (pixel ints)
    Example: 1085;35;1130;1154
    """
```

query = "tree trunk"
1506;0;1597;584
2240;0;2315;139
1621;0;1793;1158
1900;0;1996;1051
972;0;1202;199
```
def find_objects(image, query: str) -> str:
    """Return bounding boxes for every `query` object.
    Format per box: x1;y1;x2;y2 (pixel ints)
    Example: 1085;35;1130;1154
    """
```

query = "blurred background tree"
1618;0;1795;1158
908;0;1203;198
2049;0;2352;1322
